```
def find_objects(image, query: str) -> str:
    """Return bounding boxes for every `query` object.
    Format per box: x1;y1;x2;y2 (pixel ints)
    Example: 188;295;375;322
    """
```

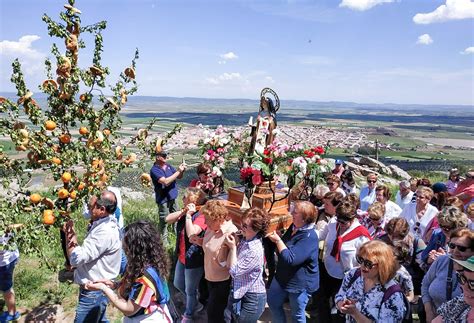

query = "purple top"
229;237;266;299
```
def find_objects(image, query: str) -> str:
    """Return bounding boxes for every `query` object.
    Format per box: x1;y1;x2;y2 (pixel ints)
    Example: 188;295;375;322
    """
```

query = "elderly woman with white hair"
395;180;414;210
421;206;469;267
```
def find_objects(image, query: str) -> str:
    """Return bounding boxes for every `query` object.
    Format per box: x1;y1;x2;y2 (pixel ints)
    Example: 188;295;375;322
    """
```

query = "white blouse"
400;202;438;240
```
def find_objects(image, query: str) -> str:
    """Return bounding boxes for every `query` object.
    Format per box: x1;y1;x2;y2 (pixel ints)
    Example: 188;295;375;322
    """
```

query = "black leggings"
314;262;344;323
207;279;231;323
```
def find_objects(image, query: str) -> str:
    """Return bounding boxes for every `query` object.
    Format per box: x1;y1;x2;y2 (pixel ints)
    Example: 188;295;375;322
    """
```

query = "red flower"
240;167;253;180
263;157;273;164
313;146;325;155
252;173;263;185
263;149;271;156
304;150;315;158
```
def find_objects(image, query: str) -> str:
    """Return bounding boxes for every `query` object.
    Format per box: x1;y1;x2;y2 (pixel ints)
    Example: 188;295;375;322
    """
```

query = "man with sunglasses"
150;150;187;246
359;173;378;212
63;190;122;323
432;256;474;323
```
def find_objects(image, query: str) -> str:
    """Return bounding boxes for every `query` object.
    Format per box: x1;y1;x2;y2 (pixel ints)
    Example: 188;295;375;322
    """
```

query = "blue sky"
1;0;473;105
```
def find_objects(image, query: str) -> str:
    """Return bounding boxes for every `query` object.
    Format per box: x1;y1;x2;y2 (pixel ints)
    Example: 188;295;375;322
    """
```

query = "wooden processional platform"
219;186;293;232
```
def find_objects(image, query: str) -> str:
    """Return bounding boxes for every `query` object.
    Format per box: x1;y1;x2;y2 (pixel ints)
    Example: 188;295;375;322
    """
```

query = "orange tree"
0;0;180;267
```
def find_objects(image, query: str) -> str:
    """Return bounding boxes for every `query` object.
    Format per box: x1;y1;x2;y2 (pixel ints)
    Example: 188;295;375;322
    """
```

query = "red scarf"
330;225;371;262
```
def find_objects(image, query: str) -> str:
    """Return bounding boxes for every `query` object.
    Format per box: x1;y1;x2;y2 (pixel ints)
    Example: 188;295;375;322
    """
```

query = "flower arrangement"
240;138;329;194
197;125;234;192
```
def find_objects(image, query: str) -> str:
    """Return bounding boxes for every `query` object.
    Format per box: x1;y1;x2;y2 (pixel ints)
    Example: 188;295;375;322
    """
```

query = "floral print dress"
335;268;406;323
437;295;472;323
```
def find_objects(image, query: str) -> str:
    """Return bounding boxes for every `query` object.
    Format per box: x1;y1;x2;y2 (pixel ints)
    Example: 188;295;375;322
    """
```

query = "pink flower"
252;173;263;185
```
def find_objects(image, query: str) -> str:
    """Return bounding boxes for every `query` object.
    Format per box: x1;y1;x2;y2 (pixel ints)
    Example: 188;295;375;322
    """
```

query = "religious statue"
248;88;280;155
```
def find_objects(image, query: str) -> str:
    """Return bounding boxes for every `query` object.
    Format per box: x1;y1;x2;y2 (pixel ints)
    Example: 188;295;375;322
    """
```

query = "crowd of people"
1;152;473;323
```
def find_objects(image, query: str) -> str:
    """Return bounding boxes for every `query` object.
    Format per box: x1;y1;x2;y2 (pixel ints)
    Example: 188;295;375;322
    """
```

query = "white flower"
220;138;229;145
319;159;328;166
212;166;222;177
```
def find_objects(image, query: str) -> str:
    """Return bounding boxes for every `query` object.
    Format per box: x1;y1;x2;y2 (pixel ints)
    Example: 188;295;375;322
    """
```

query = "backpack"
348;268;412;323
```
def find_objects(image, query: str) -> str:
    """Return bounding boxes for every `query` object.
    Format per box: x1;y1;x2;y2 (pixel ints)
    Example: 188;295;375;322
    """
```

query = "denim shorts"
0;259;18;292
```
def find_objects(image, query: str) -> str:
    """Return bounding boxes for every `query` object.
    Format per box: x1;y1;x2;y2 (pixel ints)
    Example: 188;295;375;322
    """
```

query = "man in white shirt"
395;180;414;210
64;190;122;323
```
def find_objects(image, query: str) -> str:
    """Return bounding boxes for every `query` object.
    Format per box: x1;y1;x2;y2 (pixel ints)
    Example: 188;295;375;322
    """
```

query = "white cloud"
416;34;434;45
413;0;474;24
460;46;474;54
339;0;395;11
0;35;45;74
206;72;242;85
220;52;239;60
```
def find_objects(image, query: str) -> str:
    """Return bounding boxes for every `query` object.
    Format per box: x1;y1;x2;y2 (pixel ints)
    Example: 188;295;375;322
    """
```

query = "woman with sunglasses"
432;255;474;323
335;240;407;322
266;201;319;323
223;207;269;323
359;173;378;212
189;163;224;196
326;174;347;197
366;202;386;239
318;198;371;322
400;186;438;242
164;187;208;322
421;228;474;323
421;206;468;268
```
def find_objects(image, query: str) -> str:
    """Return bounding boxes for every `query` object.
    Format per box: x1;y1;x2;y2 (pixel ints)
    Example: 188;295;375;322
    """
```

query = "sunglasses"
337;217;352;225
456;271;474;291
439;225;454;232
367;180;377;183
356;256;377;269
326;182;336;186
448;242;470;252
369;217;383;224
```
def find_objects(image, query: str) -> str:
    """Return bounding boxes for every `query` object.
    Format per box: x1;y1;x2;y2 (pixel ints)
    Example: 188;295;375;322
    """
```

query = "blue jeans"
0;259;18;292
173;261;204;316
232;292;266;323
267;280;309;323
74;289;109;323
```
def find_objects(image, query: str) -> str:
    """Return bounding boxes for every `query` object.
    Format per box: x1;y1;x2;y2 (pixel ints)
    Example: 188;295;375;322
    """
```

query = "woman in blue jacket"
267;200;319;323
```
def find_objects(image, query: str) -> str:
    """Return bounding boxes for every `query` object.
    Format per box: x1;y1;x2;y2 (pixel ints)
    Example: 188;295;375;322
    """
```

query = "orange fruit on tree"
43;210;55;225
45;120;56;131
58;188;69;199
79;127;89;135
52;157;62;165
77;182;86;191
59;133;71;144
103;129;111;136
69;190;77;200
61;172;72;183
30;193;42;204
